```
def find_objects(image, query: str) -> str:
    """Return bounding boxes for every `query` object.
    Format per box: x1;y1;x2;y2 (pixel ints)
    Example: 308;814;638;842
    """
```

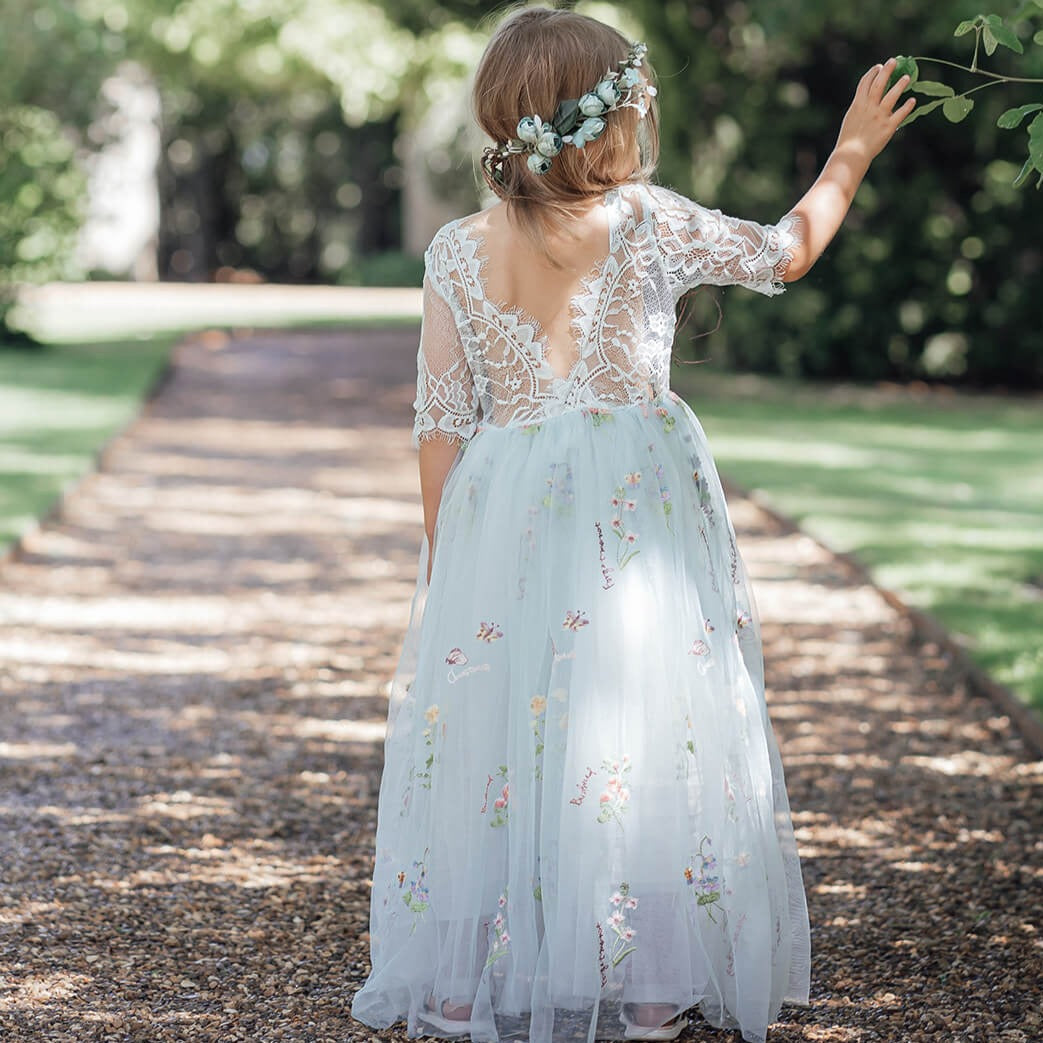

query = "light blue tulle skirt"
351;392;810;1043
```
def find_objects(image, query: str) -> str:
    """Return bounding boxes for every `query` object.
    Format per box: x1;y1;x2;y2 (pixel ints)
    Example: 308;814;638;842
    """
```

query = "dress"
350;181;810;1043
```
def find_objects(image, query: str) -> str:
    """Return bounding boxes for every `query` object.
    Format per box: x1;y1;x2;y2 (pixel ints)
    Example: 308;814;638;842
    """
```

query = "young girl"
351;6;913;1042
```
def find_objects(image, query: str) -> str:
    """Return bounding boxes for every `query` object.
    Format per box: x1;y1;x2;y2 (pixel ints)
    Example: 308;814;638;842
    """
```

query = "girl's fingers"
857;63;881;99
893;96;917;122
870;58;898;101
882;75;911;110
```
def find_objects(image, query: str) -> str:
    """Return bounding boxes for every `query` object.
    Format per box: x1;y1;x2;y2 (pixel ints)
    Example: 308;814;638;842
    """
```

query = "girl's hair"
472;4;660;268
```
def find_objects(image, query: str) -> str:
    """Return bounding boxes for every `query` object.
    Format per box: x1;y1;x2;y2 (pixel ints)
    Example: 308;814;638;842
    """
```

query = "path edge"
721;476;1043;760
0;333;189;571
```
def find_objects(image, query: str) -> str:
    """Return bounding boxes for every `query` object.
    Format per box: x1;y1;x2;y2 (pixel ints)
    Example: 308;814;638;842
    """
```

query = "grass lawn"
2;285;424;555
0;335;177;549
673;366;1043;717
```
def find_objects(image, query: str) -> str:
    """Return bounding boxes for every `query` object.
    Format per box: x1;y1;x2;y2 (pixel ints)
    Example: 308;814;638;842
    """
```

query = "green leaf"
982;26;998;55
900;97;946;127
997;103;1043;129
943;96;975;123
552;98;580;134
983;15;1025;52
1029;113;1043;163
887;55;919;90
954;18;980;36
1012;156;1033;186
1035;29;1043;45
911;81;954;97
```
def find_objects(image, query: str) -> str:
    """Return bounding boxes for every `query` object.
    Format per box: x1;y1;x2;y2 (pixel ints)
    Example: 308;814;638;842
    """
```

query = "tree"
0;0;116;344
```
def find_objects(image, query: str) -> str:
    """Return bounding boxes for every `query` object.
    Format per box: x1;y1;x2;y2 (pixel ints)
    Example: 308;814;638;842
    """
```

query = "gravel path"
0;329;1039;1043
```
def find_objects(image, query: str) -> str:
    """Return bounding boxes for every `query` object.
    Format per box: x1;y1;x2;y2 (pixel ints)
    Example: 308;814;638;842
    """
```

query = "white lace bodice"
413;181;802;446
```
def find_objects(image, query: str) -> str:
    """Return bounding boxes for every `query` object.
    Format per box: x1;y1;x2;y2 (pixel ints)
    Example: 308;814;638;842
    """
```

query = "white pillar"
76;60;161;280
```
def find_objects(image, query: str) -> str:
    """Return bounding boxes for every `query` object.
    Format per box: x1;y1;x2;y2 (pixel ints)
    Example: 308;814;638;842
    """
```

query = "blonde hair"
472;4;660;268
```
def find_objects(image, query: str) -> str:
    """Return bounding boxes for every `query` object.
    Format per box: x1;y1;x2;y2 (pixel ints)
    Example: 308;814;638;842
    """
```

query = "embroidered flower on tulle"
402;852;430;924
531;696;547;779
610;481;641;568
597;756;632;827
685;836;723;922
485;889;510;967
586;407;615;427
541;462;575;514
489;766;510;828
655;405;677;433
417;705;446;790
604;882;639;967
652;461;674;528
688;635;716;675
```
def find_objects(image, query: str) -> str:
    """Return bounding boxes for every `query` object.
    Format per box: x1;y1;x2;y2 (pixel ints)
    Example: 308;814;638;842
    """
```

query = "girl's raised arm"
783;57;916;281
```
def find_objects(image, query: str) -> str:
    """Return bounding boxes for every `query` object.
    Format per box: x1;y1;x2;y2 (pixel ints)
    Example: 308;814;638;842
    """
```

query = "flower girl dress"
351;181;810;1043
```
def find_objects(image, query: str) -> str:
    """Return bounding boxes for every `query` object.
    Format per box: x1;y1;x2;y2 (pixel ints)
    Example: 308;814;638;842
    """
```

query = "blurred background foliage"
2;0;1042;386
637;0;1043;387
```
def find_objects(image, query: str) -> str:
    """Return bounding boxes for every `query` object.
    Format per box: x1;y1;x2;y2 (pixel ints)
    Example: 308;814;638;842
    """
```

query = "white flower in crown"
578;92;607;116
563;117;606;149
535;129;563;157
594;78;621;107
516;115;542;144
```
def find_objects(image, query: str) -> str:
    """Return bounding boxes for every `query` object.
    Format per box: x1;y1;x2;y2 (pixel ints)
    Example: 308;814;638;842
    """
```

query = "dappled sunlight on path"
0;329;1039;1042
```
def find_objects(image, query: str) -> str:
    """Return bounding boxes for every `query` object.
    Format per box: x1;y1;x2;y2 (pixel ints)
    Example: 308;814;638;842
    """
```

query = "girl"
351;6;913;1042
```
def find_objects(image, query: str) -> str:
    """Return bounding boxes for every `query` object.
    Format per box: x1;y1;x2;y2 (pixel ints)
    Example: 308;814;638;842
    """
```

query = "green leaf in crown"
552;98;581;134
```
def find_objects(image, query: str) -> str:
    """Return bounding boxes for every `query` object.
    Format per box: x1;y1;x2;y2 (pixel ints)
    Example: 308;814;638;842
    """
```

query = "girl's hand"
835;57;917;164
781;59;917;282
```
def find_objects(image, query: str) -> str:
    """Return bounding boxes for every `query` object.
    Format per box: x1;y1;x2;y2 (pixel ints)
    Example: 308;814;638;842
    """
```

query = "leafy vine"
890;5;1043;187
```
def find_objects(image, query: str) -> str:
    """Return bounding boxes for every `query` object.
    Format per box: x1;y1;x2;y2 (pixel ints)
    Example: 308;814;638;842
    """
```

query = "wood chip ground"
1;329;1039;1042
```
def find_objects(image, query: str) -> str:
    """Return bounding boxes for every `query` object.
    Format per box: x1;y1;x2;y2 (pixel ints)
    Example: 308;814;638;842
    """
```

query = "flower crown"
480;40;656;187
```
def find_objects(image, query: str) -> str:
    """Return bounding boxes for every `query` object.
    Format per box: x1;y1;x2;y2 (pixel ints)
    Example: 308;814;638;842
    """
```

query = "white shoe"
418;998;474;1036
623;1012;689;1040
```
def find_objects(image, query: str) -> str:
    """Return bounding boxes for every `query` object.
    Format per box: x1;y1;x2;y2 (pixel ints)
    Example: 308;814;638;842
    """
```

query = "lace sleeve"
412;270;479;448
649;184;803;299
